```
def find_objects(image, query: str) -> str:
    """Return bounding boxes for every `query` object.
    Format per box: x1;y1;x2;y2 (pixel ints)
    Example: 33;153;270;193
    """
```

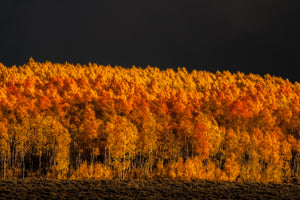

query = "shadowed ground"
0;179;299;200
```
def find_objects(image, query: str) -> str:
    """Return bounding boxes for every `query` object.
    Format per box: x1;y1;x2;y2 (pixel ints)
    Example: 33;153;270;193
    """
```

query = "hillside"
0;59;299;183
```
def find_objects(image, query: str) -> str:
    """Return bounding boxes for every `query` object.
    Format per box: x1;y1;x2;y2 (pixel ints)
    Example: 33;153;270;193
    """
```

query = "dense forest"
0;58;299;183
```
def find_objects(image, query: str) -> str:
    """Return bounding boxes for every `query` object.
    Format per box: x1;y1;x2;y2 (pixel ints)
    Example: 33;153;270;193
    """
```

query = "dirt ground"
0;179;299;200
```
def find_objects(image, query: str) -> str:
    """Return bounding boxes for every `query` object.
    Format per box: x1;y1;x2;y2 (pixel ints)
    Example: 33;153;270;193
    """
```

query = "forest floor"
0;178;299;200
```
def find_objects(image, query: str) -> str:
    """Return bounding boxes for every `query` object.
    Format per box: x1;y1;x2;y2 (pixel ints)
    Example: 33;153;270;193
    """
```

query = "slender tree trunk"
123;141;126;180
46;148;50;174
92;148;95;177
108;148;111;166
22;152;25;179
14;142;17;176
150;120;154;177
128;150;131;176
78;147;81;169
184;131;187;160
91;148;95;165
39;149;42;174
148;150;152;177
104;147;107;165
191;144;194;159
10;141;13;172
2;155;5;178
162;144;166;174
30;150;33;174
4;154;6;178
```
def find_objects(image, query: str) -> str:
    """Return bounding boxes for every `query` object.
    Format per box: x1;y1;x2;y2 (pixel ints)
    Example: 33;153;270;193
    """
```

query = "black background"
1;0;299;82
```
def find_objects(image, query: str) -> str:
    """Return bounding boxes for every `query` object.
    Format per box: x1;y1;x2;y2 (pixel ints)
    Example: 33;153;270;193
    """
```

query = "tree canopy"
0;59;299;183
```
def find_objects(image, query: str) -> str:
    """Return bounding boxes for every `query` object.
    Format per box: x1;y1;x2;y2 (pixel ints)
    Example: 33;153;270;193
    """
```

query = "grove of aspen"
0;58;299;183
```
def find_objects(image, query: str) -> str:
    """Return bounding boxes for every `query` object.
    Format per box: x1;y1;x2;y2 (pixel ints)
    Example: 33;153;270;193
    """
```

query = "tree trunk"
104;147;107;165
123;141;126;180
39;149;42;174
184;131;187;160
22;152;25;179
2;155;5;178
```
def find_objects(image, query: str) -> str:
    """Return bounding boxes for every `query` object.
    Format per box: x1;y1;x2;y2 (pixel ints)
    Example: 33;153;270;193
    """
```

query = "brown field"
0;179;299;200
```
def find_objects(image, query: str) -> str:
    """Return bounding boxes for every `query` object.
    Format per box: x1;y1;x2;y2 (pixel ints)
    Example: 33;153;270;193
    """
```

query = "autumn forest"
0;59;299;183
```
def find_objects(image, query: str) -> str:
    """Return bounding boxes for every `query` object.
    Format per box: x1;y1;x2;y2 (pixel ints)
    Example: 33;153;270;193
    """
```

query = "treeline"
0;58;299;183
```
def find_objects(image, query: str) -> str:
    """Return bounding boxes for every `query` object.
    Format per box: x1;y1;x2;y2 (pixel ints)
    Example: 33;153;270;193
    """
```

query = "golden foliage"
0;59;299;183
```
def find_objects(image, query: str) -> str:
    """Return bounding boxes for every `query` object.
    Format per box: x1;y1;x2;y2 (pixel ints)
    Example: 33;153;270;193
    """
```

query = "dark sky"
1;0;299;82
